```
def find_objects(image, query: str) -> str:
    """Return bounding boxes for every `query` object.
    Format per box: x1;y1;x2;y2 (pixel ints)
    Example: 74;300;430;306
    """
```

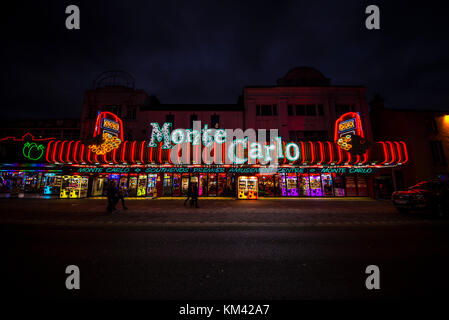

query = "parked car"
391;180;449;217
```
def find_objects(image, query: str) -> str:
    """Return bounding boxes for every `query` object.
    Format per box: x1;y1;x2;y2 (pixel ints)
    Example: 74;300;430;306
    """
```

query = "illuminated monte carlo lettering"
45;111;404;168
148;121;293;166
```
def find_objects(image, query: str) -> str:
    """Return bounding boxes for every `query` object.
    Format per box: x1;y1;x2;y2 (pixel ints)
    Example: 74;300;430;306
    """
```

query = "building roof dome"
277;66;330;86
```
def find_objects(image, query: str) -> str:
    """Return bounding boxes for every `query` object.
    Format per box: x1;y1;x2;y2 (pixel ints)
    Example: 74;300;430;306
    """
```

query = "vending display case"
333;174;345;197
147;174;157;197
163;173;172;196
208;173;217;196
321;173;334;196
137;174;147;196
299;174;310;196
91;176;106;196
59;175;88;198
237;176;258;199
128;175;138;196
309;174;322;197
181;173;190;195
43;173;61;195
172;173;181;196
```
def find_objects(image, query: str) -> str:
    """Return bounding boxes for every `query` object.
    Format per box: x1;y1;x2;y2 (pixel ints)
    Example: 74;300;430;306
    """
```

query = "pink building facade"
80;67;373;142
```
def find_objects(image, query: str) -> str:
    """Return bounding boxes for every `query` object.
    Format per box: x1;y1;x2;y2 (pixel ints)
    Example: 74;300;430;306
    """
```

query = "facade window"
305;104;316;116
430;140;446;165
88;107;97;119
211;114;220;128
261;105;272;116
288;105;293;116
289;130;328;141
317;104;324;116
335;104;353;117
165;114;175;125
289;131;296;141
105;105;121;116
190;114;198;127
296;105;306;116
256;104;277;116
126;106;137;120
425;117;438;134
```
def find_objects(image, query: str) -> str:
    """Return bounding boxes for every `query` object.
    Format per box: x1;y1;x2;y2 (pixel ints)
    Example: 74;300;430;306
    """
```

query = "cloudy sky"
1;0;448;118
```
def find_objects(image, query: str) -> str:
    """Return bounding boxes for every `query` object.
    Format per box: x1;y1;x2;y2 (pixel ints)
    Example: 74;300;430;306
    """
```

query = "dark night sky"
1;0;448;119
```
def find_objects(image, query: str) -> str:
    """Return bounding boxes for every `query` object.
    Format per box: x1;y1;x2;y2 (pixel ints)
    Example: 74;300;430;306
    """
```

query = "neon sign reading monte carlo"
148;121;296;166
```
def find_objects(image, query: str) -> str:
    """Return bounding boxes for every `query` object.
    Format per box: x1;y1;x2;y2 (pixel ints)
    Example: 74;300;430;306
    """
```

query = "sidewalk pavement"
1;197;446;228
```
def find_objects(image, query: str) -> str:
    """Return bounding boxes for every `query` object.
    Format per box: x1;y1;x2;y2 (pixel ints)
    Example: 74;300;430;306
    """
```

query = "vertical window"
306;104;316;116
211;114;220;128
288;105;293;116
296;105;306;116
126;106;137;120
317;104;324;116
335;104;353;117
425;117;438;134
165;114;175;125
430;141;446;165
257;104;277;116
289;131;296;141
261;105;273;116
190;114;198;127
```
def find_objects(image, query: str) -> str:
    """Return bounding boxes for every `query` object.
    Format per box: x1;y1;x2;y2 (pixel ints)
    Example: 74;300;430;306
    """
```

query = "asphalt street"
2;224;449;300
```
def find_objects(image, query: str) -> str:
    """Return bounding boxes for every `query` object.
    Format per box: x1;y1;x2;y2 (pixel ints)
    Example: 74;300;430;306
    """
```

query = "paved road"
2;225;449;299
0;198;444;228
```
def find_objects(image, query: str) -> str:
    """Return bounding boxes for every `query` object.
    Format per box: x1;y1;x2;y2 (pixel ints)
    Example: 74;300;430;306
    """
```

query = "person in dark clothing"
116;185;128;210
106;180;117;213
184;182;192;206
191;183;199;208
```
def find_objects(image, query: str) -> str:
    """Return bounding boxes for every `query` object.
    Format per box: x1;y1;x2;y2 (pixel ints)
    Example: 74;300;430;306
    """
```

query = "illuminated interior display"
298;174;310;196
22;142;45;161
59;175;88;198
280;173;299;196
147;174;157;197
43;173;61;195
173;173;181;196
238;176;258;199
321;173;334;196
309;174;322;197
137;174;147;196
128;175;138;196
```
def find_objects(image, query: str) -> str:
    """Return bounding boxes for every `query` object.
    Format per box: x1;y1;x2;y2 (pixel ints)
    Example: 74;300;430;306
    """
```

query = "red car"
391;180;449;217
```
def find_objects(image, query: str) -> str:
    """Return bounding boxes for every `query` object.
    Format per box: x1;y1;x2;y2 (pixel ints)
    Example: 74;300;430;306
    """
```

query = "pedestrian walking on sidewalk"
117;185;128;210
191;183;199;208
106;180;117;213
184;182;192;206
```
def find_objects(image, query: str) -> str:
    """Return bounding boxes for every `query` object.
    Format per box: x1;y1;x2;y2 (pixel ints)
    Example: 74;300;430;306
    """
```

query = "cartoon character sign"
88;112;123;155
334;112;368;155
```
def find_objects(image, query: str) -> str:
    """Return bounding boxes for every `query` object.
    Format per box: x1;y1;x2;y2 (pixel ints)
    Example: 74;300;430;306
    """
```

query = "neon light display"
334;112;368;155
22;142;45;161
89;112;123;155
